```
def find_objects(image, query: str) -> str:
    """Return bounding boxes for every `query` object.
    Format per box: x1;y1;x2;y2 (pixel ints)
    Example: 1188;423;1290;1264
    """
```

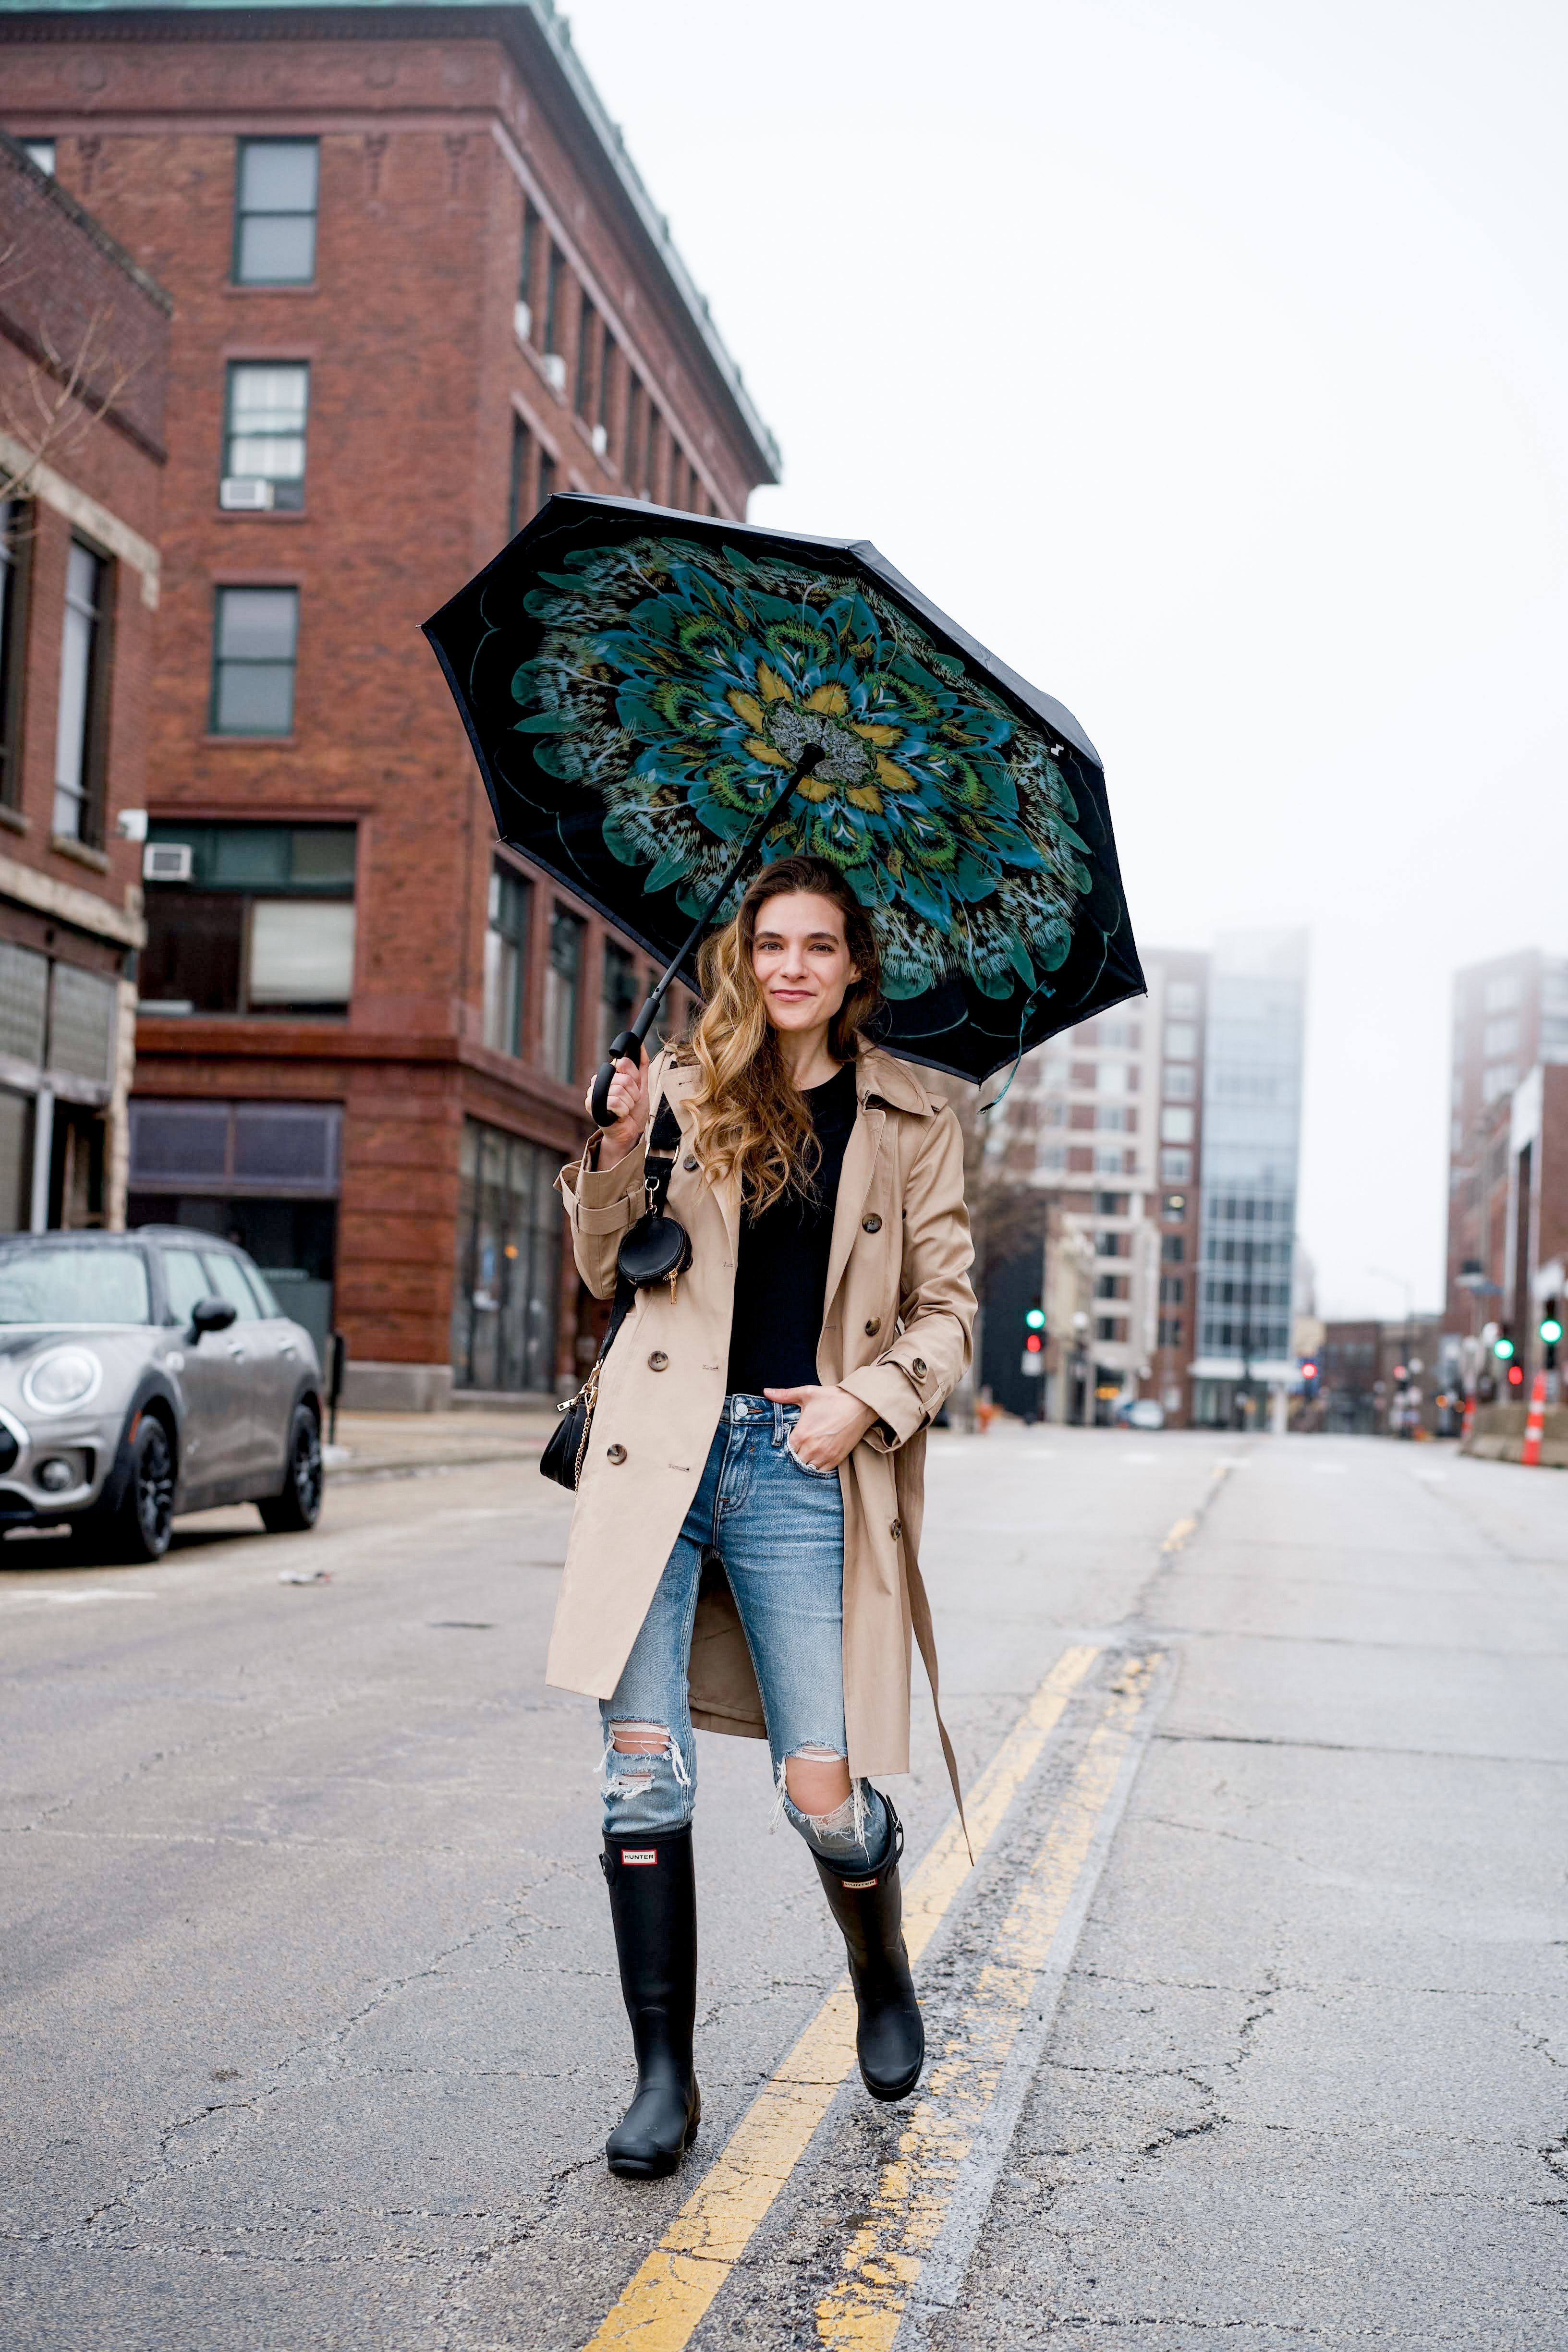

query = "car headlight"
22;1346;104;1414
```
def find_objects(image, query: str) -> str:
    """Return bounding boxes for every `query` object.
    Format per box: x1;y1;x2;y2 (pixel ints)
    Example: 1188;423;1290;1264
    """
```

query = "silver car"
0;1227;325;1562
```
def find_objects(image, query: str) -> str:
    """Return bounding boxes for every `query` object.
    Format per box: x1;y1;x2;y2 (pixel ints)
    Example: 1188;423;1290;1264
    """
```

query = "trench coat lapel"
823;1100;884;1317
663;1057;741;1256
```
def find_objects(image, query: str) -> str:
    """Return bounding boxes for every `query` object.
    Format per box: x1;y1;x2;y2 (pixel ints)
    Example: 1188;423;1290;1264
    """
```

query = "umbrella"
424;494;1143;1121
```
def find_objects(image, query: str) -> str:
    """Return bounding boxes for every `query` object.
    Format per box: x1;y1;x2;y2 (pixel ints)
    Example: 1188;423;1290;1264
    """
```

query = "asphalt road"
2;1429;1565;2350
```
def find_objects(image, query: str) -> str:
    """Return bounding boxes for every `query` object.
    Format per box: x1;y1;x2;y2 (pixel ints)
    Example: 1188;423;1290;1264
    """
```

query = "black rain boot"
811;1795;924;2103
600;1826;701;2178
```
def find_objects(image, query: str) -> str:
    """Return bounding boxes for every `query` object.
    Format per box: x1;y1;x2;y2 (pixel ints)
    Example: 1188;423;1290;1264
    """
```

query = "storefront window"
452;1118;560;1393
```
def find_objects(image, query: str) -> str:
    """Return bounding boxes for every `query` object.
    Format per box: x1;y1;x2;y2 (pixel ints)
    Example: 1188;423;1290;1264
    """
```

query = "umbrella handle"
590;1029;643;1129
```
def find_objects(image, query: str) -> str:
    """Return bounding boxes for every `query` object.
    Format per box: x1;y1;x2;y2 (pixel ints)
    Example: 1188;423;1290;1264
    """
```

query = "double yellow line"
581;1639;1158;2352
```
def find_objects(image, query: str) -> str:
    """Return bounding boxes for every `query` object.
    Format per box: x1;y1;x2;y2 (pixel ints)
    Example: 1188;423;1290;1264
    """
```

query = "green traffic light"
1542;1317;1564;1346
1494;1335;1515;1360
1024;1308;1045;1330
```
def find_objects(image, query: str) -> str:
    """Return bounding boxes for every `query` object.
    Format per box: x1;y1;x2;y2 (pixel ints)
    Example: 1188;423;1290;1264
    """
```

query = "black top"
725;1062;859;1397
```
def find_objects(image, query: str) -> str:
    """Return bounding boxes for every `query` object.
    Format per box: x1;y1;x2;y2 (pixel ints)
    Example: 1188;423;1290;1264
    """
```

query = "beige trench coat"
546;1040;977;1808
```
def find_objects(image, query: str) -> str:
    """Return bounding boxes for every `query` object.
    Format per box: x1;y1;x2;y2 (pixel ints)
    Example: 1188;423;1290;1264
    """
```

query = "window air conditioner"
513;299;533;345
541;352;567;394
590;422;608;456
143;842;194;882
220;476;275;510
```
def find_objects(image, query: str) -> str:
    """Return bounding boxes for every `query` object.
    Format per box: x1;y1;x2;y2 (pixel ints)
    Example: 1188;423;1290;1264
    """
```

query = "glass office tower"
1191;930;1309;1428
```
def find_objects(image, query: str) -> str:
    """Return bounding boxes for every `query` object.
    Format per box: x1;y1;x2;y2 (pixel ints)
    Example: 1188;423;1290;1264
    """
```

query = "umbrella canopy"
424;494;1143;1088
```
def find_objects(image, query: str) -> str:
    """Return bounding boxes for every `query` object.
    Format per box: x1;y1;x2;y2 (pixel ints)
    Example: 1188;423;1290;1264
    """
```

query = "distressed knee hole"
610;1721;670;1757
784;1745;852;1817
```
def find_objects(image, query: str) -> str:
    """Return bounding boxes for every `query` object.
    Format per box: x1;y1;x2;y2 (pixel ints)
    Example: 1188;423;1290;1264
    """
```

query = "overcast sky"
568;0;1568;1320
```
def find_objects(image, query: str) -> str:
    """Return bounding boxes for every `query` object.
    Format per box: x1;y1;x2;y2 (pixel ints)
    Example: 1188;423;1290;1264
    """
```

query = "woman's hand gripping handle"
584;1042;650;1169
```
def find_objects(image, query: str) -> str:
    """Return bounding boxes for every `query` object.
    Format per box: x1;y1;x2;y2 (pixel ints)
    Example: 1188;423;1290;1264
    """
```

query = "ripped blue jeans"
600;1394;889;1873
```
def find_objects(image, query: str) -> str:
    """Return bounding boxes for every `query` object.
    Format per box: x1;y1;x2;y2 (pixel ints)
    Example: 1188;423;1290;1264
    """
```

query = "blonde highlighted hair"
682;857;882;1214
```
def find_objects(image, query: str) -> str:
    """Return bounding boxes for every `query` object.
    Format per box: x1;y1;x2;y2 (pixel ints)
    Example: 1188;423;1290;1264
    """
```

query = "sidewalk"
322;1406;557;1481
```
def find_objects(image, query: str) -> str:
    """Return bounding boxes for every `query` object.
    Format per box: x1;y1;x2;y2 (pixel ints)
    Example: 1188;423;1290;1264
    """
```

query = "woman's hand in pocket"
764;1384;877;1471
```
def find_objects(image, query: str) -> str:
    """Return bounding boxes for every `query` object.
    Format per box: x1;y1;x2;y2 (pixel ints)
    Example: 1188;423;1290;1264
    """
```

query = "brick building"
0;1;778;1399
0;129;167;1232
1448;941;1568;1345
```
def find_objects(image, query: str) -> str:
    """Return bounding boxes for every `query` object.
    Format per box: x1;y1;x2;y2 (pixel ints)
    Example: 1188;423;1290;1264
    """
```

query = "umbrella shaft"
594;746;821;1121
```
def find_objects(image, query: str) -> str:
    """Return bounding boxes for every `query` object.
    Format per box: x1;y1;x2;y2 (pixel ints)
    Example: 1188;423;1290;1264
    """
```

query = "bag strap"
644;1094;683;1217
582;1088;684;1389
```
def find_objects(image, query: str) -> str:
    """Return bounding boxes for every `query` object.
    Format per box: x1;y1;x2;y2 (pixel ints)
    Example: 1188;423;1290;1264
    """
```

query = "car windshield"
0;1246;152;1325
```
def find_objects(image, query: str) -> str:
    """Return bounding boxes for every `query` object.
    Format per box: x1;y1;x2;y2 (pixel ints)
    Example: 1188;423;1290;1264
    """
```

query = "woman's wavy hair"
682;856;882;1213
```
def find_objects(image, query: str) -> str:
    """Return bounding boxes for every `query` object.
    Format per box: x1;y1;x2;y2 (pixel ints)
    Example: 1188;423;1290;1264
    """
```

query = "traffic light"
1542;1300;1561;1370
1299;1358;1318;1396
1022;1303;1045;1361
1493;1331;1515;1362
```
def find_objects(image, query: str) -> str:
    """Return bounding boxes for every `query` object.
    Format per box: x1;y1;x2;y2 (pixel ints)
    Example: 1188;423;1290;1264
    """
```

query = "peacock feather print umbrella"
424;494;1143;1119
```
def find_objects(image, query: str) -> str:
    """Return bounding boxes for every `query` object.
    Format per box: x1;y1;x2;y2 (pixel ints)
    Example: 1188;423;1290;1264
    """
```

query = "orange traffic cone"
1521;1370;1548;1467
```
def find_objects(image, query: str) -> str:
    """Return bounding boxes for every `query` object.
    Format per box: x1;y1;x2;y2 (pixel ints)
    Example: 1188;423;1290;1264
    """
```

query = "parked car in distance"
1114;1397;1166;1431
0;1228;324;1562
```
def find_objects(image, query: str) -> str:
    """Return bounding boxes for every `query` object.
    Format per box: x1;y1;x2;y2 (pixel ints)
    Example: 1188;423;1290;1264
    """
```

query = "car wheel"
98;1415;175;1564
259;1404;323;1534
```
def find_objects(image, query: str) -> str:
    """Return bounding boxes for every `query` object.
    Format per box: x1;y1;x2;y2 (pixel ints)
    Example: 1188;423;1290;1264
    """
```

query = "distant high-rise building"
988;946;1209;1427
1190;930;1308;1429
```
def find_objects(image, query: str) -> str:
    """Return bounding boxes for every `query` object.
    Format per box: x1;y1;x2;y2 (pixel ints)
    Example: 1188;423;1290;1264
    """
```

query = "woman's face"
751;891;861;1037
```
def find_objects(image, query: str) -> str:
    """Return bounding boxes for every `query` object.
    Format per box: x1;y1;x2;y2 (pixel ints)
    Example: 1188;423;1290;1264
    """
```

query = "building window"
0;500;26;809
1160;1105;1194;1144
518;198;539;334
211;586;297;735
575;297;599;419
537;449;557;510
1094;1315;1121;1342
1482;1062;1517;1105
508;416;533;536
233;139;319;285
1164;1022;1196;1059
597;338;616;442
601;940;639;1063
1160;1149;1192;1182
1483;974;1519;1013
1162;1192;1187;1220
1166;981;1199;1017
483;860;531;1056
452;1119;560;1394
643;401;657;501
222;362;309;509
1093;1147;1125;1175
139;822;356;1017
625;374;644;486
1157;1317;1184;1347
1161;1234;1186;1263
1163;1064;1194;1099
1095;1105;1128;1131
1097;1061;1130;1093
543;244;565;361
1099;1021;1141;1048
543;905;583;1084
1482;1016;1519;1058
1160;1275;1185;1304
23;139;54;176
53;542;107;843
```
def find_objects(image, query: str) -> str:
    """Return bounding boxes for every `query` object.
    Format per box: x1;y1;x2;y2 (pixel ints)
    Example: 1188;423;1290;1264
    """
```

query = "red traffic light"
1300;1361;1317;1381
1024;1334;1043;1354
1508;1363;1524;1385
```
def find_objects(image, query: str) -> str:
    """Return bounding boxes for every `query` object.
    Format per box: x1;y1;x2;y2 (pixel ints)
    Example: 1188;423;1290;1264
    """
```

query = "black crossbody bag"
540;1097;693;1492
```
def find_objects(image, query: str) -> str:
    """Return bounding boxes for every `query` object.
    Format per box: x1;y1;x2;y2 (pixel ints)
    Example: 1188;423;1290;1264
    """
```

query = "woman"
551;853;975;2179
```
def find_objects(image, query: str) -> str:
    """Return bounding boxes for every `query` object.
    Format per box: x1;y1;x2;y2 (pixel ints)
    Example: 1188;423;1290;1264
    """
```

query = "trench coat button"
862;1212;882;1233
648;1351;669;1371
912;1357;927;1378
864;1316;881;1336
890;1518;903;1540
683;1154;698;1171
606;1443;628;1464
